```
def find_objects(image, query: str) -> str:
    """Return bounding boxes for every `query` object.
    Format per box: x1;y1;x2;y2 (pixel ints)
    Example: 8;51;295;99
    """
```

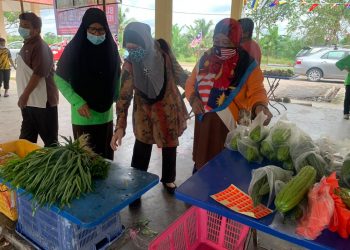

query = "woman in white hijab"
110;22;188;202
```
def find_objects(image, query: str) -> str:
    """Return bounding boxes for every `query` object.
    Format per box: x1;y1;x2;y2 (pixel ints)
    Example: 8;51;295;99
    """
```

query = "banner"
22;0;53;4
54;2;118;35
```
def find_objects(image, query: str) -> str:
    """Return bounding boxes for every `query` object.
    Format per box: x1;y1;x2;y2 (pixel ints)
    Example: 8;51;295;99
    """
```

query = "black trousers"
131;139;177;183
20;106;58;147
0;69;10;89
72;121;114;160
344;85;350;115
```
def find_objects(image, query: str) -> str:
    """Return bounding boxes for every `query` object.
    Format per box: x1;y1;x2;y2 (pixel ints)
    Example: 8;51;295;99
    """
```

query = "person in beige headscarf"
110;22;188;200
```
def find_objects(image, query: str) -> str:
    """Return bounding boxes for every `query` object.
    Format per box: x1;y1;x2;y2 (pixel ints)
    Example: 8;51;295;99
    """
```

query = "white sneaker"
344;114;349;120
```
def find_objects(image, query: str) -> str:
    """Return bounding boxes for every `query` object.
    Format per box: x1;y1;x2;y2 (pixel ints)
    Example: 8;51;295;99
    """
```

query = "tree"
172;24;191;58
186;18;214;49
300;0;350;46
245;1;300;41
118;7;135;43
260;26;279;64
4;12;20;35
43;32;61;45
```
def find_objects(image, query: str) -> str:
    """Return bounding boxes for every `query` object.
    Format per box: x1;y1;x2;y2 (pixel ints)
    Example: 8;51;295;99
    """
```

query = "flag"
331;3;339;8
270;0;287;7
190;32;202;48
251;0;259;9
308;3;319;12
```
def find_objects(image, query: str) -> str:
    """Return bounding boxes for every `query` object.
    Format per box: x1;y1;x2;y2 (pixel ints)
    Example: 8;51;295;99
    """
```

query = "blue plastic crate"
16;195;124;250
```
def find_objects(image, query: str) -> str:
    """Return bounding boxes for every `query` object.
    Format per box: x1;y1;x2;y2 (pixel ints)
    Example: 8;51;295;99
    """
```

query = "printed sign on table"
211;184;273;219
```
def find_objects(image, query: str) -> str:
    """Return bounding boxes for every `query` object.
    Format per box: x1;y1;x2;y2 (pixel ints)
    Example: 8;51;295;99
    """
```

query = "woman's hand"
190;96;205;115
255;105;272;125
78;104;91;118
110;128;124;151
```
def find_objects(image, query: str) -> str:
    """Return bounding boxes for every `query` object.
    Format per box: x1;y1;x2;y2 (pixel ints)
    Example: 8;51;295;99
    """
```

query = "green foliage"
43;32;61;45
6;35;22;43
246;1;300;41
301;0;350;46
4;12;20;30
118;7;135;47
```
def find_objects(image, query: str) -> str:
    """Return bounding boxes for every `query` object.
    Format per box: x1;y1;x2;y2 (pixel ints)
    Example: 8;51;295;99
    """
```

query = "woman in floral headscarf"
185;18;272;172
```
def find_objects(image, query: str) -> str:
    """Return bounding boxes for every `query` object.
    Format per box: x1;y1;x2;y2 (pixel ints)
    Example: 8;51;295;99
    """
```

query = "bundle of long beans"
0;135;110;208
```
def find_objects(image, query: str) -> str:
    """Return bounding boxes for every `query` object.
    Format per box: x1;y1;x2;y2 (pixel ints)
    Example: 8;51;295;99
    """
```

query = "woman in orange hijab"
185;18;272;172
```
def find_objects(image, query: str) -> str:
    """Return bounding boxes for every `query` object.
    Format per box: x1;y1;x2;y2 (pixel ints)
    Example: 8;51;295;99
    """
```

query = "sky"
39;0;234;35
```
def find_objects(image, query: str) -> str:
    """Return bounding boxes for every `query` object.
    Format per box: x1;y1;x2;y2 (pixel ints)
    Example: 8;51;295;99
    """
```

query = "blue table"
175;149;349;250
6;163;159;228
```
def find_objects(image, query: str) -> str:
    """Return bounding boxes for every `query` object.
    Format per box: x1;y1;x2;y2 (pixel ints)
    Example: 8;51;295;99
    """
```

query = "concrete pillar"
231;0;244;20
155;0;172;44
30;3;40;16
0;0;7;39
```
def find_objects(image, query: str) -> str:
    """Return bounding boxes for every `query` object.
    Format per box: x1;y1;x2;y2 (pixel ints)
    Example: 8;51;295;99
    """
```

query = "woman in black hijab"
55;8;121;160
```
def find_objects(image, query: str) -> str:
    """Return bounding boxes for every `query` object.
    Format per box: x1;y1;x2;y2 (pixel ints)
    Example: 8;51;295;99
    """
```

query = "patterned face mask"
214;46;237;60
127;47;146;63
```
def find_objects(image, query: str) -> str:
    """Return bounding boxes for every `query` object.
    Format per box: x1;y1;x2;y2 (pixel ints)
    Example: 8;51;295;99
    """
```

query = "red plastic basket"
149;206;249;250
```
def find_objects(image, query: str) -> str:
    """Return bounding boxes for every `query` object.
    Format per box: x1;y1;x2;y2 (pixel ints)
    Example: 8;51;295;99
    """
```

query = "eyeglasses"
87;26;106;35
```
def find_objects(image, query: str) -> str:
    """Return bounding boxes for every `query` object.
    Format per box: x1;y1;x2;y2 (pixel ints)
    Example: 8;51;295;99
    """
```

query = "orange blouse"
185;63;268;123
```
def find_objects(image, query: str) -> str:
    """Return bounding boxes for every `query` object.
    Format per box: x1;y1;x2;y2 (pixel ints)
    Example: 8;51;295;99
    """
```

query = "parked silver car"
7;41;23;67
294;46;350;81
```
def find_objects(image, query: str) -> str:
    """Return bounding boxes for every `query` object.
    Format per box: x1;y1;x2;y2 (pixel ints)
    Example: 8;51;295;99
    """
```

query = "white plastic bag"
237;136;263;163
248;165;293;207
248;112;269;143
225;125;249;151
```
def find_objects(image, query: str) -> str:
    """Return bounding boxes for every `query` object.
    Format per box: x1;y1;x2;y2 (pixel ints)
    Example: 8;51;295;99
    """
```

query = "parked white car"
294;46;350;81
7;41;23;67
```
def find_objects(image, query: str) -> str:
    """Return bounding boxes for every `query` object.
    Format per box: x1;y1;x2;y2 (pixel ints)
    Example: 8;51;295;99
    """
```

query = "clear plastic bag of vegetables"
294;151;327;181
248;165;293;207
341;153;350;188
225;125;249;151
260;132;277;161
289;128;318;163
237;136;263;163
269;116;296;147
248;112;269;143
315;137;343;177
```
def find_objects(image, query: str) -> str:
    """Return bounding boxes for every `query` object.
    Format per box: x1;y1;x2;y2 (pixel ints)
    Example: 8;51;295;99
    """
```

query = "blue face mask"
127;47;146;63
87;32;106;45
18;27;30;40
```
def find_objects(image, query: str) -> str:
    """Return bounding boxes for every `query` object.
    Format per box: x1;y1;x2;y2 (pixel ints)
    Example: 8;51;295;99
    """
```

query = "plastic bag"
237;136;263;163
260;133;277;161
315;137;344;176
293;151;328;181
296;176;335;240
269;116;296;147
326;172;350;239
248;112;269;143
248;165;293;207
289;127;318;163
225;125;249;151
341;153;350;188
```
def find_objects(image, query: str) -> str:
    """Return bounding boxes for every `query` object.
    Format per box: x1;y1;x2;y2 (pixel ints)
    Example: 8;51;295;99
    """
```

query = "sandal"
162;182;177;194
